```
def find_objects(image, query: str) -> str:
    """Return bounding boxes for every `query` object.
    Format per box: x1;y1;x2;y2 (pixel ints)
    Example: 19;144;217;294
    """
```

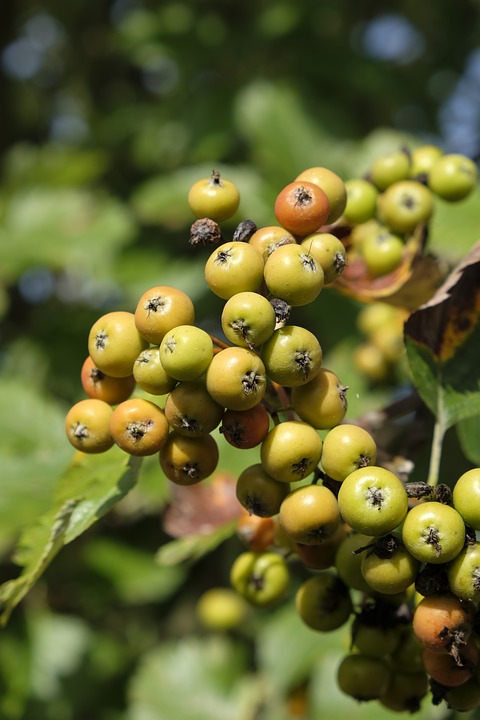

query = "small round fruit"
379;670;428;713
221;292;276;348
353;343;391;383
412;594;475;653
294;523;347;570
291;368;348;429
164;381;224;437
206;346;266;411
447;541;480;602
443;676;480;712
133;346;177;395
134;285;195;345
300;232;347;284
236;511;277;552
353;621;402;659
219;404;270;449
320;423;377;482
261;325;322;387
80;356;135;405
274;180;330;236
401;501;466;564
335;532;374;594
337;653;390;701
65;399;114;453
452;468;480;530
279;484;340;545
377;179;434;234
188;170;240;222
428;153;478;201
295;166;347;224
159;431;219;485
205;241;264;299
109;398;169;456
263;243;324;306
159;325;213;382
423;639;479;687
370;149;411;190
409;144;443;179
343;179;378;224
337;466;408;536
236;463;290;518
88;311;149;378
360;540;420;595
361;227;405;277
196;587;248;631
296;573;352;632
260;421;323;484
230;551;290;607
248;225;296;257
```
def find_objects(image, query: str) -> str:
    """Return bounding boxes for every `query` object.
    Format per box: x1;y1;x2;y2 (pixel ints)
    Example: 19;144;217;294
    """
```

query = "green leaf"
53;449;143;544
0;188;136;283
457;413;480;465
405;241;480;430
0;500;80;627
127;636;253;720
155;521;237;566
0;449;143;626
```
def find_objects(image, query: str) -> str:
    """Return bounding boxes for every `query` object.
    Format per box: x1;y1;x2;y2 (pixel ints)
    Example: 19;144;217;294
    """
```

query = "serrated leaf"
0;500;79;627
457;413;480;465
54;449;143;543
156;521;237;567
0;449;143;626
127;635;257;720
405;241;480;430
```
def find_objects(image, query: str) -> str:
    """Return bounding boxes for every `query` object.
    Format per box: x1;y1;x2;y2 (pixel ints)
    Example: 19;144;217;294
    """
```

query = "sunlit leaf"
405;240;480;430
0;449;143;626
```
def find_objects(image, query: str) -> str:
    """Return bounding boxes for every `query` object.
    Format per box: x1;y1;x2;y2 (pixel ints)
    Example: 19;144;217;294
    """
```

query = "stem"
427;418;446;487
208;333;230;350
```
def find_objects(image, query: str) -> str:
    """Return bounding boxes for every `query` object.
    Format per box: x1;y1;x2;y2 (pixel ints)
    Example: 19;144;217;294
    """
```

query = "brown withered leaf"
334;224;447;311
162;471;242;538
404;240;480;429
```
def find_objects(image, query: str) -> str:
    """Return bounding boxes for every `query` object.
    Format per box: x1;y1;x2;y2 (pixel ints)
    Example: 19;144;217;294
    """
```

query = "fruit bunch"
340;146;477;282
65;160;480;714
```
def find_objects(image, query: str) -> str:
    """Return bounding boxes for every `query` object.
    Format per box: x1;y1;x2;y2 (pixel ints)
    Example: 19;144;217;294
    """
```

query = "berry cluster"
342;146;477;279
65;155;480;714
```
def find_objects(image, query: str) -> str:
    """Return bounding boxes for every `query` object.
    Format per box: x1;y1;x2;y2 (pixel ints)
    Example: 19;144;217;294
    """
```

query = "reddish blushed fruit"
423;639;479;687
220;404;270;449
109;398;170;456
236;510;277;552
274;180;330;237
80;356;135;405
412;594;475;653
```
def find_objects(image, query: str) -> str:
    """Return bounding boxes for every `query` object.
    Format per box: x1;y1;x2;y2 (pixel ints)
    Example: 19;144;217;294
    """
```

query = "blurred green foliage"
1;1;480;718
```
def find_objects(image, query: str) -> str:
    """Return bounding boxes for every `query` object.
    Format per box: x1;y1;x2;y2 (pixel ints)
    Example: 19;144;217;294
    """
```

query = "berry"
291;367;348;429
219;404;270;449
109;398;169;456
401;500;466;564
159;431;219;485
274;180;330;236
235;463;290;518
295;166;347;224
230;551;290;607
295;572;352;632
337;466;408;536
221;291;276;348
260;421;323;484
260;324;323;387
80;356;135;405
134;285;195;345
320;423;377;482
188;170;240;222
205;241;264;299
428;153;478;201
88;311;149;379
263;243;324;306
206;346;267;411
159;325;213;382
65;398;114;454
278;483;340;545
